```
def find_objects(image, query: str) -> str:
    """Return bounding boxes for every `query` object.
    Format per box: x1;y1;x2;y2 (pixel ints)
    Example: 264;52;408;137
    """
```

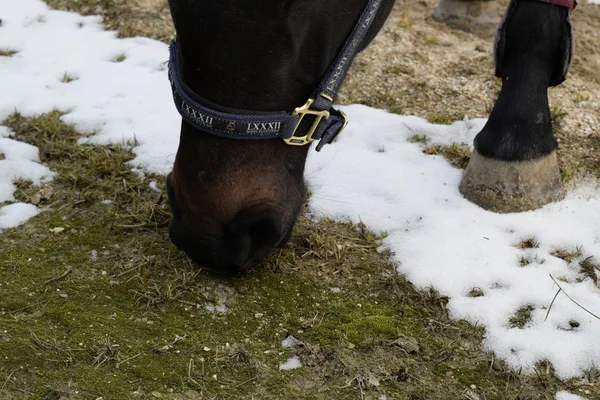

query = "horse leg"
433;0;501;34
459;0;574;212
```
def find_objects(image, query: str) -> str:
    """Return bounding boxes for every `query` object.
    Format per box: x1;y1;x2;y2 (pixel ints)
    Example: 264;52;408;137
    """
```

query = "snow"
589;0;600;5
0;202;41;230
0;135;54;203
0;127;53;228
0;0;177;230
307;104;600;379
556;391;587;400
1;0;600;387
279;356;302;370
149;180;162;193
0;0;178;175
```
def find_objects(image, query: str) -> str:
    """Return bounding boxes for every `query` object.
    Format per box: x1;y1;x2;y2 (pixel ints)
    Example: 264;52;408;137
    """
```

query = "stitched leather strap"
168;0;383;149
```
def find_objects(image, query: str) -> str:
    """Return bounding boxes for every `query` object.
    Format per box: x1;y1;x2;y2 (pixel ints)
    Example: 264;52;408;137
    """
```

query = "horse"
165;0;576;273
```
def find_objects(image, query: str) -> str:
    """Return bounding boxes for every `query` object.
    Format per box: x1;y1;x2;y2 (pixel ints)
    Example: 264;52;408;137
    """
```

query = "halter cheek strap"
168;0;383;151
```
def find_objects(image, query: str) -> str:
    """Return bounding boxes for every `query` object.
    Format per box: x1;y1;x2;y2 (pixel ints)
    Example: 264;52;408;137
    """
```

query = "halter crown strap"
168;0;383;151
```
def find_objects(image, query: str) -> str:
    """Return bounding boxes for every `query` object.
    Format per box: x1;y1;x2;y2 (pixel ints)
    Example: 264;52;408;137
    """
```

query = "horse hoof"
433;0;502;35
459;150;564;213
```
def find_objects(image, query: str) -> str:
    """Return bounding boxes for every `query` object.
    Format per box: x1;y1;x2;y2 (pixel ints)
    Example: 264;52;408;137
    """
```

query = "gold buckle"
337;109;349;136
283;99;330;146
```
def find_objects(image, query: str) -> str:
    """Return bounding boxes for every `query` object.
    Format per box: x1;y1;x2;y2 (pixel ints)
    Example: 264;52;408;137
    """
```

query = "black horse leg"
460;0;573;212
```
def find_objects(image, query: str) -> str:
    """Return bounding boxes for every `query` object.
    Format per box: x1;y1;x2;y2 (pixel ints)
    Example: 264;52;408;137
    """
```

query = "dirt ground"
1;0;599;399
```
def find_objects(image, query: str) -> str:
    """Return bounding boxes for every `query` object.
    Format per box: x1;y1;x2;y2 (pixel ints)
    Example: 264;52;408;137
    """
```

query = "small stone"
203;347;211;352
392;335;420;354
155;345;170;353
31;186;54;205
569;320;580;328
49;227;65;234
368;374;380;387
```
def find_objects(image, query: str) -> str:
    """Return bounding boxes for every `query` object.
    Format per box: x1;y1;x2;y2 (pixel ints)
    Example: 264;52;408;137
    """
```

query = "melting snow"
279;356;302;370
1;0;600;388
556;391;587;400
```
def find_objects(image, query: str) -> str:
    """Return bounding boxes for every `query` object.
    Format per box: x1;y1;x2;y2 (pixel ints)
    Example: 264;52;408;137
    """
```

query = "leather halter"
168;0;383;151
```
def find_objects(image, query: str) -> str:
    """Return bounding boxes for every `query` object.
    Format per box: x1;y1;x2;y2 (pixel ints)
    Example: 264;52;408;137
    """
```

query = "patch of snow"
281;336;301;349
0;203;40;230
279;356;302;370
0;0;178;176
0;137;54;203
204;303;228;318
556;391;587;400
307;104;600;379
0;128;52;229
0;126;12;137
149;180;162;193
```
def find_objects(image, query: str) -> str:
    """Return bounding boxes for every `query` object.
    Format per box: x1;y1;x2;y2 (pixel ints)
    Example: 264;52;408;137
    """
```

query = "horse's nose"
168;205;284;273
220;206;284;270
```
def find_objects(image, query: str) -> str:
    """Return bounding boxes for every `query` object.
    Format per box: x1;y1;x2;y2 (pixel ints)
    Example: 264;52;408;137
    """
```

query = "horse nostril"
221;207;284;271
166;198;287;272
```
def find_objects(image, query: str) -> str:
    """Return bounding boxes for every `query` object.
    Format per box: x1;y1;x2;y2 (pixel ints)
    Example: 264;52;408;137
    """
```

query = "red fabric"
536;0;577;10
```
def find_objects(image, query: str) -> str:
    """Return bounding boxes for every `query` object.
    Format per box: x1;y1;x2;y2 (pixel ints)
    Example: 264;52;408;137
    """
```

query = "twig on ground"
44;267;73;284
1;371;14;391
546;274;600;321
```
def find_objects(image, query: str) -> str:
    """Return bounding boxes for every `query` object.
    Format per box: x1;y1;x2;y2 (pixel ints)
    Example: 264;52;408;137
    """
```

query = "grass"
422;34;438;46
0;49;17;57
423;143;471;169
112;53;126;63
550;106;568;132
428;112;465;125
579;256;600;286
0;112;582;399
398;13;414;29
552;247;583;263
407;134;430;145
508;305;535;329
519;255;531;267
516;238;540;250
61;72;77;83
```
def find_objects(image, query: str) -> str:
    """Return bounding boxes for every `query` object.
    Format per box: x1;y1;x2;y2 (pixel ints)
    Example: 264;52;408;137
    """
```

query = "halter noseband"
168;0;383;151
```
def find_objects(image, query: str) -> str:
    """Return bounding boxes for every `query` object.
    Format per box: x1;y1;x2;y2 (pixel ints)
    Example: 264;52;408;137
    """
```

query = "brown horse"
165;0;576;273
